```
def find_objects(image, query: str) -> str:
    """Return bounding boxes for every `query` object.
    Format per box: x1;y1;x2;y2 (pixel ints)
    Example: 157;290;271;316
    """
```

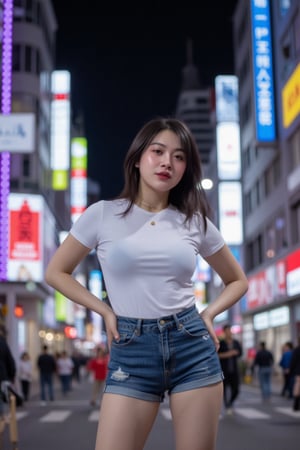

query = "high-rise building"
0;1;79;364
175;38;215;171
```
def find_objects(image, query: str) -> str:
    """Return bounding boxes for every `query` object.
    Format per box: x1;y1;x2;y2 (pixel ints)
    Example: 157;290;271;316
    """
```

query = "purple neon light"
1;0;13;112
0;0;13;281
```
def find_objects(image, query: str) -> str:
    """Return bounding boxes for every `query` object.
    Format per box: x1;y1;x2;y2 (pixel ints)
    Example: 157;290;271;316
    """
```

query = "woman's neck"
135;198;168;212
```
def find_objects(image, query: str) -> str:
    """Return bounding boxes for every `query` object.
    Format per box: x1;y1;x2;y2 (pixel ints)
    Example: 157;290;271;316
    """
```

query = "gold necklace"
136;200;168;212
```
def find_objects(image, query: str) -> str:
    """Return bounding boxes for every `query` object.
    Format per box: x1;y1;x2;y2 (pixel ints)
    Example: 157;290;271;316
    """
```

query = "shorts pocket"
112;328;137;347
180;316;211;339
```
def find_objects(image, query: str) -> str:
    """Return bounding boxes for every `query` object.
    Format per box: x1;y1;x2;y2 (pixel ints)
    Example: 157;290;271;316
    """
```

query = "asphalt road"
1;377;299;450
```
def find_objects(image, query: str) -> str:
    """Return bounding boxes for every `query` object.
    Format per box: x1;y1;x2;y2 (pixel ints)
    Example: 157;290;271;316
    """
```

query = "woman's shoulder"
89;198;128;213
74;198;126;221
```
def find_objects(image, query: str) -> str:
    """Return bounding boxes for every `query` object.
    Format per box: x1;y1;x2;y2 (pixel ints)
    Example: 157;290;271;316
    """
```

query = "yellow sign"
282;63;300;128
52;169;68;190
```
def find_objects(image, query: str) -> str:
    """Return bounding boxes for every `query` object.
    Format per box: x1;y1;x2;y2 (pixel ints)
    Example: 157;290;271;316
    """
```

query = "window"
275;215;287;251
265;214;287;258
244;192;251;217
22;155;30;177
264;166;273;196
295;9;300;56
25;45;32;72
291;129;300;168
12;44;21;71
266;225;276;258
245;234;263;271
279;0;291;16
291;201;300;245
281;29;294;79
273;156;281;182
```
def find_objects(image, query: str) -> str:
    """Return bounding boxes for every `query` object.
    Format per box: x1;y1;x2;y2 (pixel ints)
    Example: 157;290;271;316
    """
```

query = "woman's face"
137;129;187;194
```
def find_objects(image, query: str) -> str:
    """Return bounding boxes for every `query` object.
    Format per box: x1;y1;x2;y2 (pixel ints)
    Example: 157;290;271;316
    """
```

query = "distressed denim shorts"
104;305;224;402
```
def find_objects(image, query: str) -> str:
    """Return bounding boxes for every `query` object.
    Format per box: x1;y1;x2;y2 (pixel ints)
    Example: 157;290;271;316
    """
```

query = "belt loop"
135;318;142;336
173;313;181;330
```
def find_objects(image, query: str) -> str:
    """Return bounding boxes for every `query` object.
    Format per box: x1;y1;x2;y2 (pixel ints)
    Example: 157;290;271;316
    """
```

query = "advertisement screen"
8;193;43;282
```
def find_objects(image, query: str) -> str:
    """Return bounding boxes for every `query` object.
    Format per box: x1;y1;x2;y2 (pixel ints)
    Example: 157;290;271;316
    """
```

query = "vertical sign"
251;0;276;142
71;137;88;223
8;193;43;281
50;70;71;190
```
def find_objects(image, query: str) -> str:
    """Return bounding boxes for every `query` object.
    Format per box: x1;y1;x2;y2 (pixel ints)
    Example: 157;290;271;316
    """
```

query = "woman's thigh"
95;393;160;450
170;383;223;450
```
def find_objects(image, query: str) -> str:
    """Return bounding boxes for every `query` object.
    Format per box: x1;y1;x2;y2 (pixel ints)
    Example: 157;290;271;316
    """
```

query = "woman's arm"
45;234;119;344
200;244;248;348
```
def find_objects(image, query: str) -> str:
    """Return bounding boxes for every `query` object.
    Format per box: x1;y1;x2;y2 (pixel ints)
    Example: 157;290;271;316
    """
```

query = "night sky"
51;2;238;199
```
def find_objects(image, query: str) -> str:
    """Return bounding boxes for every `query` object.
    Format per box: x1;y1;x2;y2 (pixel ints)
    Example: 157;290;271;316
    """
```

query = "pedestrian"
0;321;16;418
71;350;84;384
56;350;74;396
37;344;56;405
279;341;294;399
252;341;274;401
218;324;242;414
289;336;300;411
45;117;248;450
87;347;109;407
18;351;32;402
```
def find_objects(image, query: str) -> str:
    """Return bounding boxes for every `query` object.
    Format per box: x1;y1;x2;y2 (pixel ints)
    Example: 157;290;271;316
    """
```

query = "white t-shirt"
70;199;225;318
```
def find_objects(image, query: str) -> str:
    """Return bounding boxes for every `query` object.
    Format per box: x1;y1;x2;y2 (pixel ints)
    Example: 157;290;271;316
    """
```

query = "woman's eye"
175;154;185;161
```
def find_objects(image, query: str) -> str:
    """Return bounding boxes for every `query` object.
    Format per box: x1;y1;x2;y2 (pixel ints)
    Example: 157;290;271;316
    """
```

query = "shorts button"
160;319;165;325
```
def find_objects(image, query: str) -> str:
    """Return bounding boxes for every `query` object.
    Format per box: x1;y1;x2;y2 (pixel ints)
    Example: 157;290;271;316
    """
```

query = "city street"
2;377;299;450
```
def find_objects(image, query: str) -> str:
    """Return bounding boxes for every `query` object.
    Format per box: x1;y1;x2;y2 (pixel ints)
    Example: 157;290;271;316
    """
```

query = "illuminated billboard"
0;113;35;153
286;248;300;296
8;193;43;282
216;122;241;180
71;137;88;223
282;63;300;128
50;70;71;190
218;182;243;245
215;75;239;123
250;0;276;142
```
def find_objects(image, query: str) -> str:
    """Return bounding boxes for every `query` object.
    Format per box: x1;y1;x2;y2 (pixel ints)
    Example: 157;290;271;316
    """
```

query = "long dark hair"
118;117;211;227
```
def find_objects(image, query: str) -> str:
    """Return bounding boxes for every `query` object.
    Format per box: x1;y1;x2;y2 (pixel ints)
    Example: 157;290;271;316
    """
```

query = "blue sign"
251;0;276;142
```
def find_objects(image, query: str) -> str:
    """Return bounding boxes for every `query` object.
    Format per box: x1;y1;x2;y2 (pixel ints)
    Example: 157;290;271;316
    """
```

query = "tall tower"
175;38;215;169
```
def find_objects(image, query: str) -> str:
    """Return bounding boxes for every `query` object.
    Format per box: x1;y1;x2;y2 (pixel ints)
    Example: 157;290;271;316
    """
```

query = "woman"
56;351;74;396
46;117;248;450
87;347;109;407
18;351;32;402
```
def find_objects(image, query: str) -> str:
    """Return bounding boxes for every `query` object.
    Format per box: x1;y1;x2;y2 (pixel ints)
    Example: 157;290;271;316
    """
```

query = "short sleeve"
198;218;225;258
69;201;104;249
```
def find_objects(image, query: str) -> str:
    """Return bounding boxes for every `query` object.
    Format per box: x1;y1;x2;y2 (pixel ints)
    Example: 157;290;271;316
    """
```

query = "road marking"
234;408;270;419
30;400;89;407
16;411;29;420
160;408;172;420
88;411;99;422
275;407;300;418
23;404;299;423
40;410;71;422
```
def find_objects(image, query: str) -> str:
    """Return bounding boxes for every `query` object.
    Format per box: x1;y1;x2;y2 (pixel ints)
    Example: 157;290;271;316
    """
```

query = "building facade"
0;1;97;372
233;0;300;365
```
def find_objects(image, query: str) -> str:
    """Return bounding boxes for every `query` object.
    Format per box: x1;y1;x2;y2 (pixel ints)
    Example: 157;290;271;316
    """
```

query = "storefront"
242;247;300;368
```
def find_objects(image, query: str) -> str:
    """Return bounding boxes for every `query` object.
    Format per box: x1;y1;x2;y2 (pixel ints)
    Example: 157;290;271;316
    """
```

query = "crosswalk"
14;403;300;423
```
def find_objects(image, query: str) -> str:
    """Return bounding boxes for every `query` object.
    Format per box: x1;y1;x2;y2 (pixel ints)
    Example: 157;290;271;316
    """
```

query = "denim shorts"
104;305;224;402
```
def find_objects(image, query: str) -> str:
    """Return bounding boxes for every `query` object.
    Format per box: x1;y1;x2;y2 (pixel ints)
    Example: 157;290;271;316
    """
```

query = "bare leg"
91;380;104;404
170;382;223;450
95;393;160;450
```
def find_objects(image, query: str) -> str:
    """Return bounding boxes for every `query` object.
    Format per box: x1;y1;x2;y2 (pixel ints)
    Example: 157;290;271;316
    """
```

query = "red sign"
9;200;40;261
246;259;286;310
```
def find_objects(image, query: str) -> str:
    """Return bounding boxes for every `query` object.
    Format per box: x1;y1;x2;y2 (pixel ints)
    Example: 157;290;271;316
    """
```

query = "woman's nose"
160;155;171;168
